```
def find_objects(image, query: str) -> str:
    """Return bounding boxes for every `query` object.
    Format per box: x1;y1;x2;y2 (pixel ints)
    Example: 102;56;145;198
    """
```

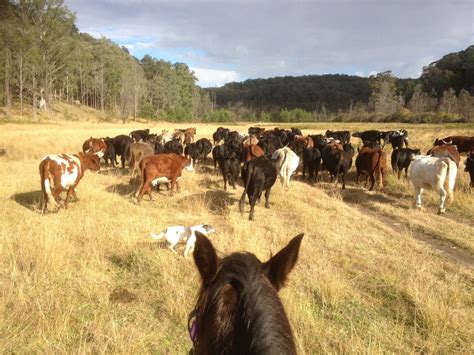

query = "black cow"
112;134;133;168
239;156;277;220
184;138;212;165
219;155;240;190
326;130;351;145
224;131;243;156
258;134;283;155
391;148;420;179
212;127;230;145
248;127;265;136
303;147;322;183
102;137;116;167
212;144;226;170
465;151;474;187
382;130;409;149
130;129;150;142
322;143;354;189
291;127;303;136
164;139;184;155
154;142;165;154
352;130;383;146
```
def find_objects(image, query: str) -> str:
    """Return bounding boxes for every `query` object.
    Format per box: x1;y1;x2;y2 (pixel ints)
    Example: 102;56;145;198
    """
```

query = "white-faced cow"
39;152;100;213
408;156;458;214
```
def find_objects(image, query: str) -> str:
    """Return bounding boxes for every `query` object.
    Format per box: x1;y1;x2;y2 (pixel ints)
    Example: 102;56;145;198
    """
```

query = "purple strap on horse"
188;308;199;344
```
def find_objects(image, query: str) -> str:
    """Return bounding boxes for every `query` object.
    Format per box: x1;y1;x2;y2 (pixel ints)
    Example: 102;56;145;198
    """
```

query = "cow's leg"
398;168;402;180
369;173;376;191
121;155;126;169
176;179;181;193
438;186;447;214
415;187;423;208
137;180;151;202
404;167;409;179
223;174;227;191
239;192;246;213
169;180;176;196
355;171;360;185
341;172;346;189
249;194;258;220
264;188;272;208
64;187;74;208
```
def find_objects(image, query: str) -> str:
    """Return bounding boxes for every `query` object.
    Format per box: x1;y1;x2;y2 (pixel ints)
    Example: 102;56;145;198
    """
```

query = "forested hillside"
209;46;474;123
0;0;212;122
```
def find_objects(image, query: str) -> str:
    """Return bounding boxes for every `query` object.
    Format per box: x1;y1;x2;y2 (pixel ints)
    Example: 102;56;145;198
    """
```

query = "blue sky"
66;0;473;88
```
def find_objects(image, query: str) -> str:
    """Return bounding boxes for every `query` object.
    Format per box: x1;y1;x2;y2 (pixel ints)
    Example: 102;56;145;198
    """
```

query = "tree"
369;71;398;114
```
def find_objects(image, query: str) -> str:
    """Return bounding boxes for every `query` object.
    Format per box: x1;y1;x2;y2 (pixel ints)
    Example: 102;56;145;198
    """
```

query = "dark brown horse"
189;232;304;354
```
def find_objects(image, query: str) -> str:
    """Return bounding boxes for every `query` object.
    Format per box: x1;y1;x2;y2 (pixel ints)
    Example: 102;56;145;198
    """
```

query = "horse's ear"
194;231;218;286
264;234;303;291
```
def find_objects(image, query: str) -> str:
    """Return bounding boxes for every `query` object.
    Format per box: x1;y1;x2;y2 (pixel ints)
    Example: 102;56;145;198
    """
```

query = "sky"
65;0;474;88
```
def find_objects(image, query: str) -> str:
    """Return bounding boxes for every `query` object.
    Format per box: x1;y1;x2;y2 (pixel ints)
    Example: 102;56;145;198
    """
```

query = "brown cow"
355;146;387;191
241;144;265;162
82;137;106;156
294;135;314;148
173;130;185;144
184;127;197;145
129;142;155;179
434;136;474;154
429;144;461;166
39;152;100;213
136;153;192;201
243;134;259;146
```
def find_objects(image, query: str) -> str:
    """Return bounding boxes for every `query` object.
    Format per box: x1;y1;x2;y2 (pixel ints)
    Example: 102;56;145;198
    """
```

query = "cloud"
65;0;473;86
192;68;240;88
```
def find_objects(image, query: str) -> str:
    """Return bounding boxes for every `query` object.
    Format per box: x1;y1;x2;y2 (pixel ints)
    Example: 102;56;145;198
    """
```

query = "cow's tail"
239;161;254;212
40;159;57;211
335;151;344;184
370;149;383;177
443;157;457;202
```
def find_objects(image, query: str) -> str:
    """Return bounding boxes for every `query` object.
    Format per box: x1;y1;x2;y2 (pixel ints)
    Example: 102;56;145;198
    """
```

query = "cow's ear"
264;234;303;291
194;231;218;286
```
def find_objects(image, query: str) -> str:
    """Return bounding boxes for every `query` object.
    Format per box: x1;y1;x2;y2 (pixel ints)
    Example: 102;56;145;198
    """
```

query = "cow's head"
81;153;101;172
183;156;194;172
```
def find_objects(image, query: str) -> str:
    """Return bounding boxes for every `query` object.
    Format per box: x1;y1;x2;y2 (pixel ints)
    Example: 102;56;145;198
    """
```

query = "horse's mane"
197;252;296;355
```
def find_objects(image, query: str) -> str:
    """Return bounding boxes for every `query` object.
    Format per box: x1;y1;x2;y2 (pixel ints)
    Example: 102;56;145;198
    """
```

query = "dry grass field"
1;107;473;353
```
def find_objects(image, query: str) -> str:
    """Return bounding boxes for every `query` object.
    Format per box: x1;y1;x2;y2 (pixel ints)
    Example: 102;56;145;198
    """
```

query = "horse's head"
190;232;303;354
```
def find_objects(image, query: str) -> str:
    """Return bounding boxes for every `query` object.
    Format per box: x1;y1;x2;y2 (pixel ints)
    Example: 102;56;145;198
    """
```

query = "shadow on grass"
106;183;137;197
180;189;239;214
98;167;130;176
11;190;42;211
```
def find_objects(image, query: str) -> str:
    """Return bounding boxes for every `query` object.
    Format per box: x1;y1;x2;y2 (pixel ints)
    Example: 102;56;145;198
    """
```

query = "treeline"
0;0;212;122
208;46;474;123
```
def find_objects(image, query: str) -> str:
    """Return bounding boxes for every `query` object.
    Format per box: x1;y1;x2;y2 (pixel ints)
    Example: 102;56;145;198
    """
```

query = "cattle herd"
39;126;474;217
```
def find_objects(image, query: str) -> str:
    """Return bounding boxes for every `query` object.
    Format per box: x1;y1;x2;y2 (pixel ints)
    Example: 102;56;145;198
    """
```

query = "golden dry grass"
0;109;473;353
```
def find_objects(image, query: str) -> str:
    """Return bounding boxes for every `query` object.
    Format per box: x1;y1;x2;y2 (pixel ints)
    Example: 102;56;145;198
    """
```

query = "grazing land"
0;114;473;353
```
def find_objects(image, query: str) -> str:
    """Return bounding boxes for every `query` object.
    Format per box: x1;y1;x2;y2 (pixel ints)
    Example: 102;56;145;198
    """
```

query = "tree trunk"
32;65;37;121
100;63;104;112
19;54;24;117
5;49;12;118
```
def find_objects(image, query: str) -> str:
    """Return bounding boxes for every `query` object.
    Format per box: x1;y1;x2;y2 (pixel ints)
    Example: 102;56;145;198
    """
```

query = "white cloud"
192;67;240;88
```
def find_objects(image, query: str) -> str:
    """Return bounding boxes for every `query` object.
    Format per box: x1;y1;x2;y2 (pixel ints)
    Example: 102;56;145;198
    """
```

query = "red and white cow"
82;137;106;156
39;152;100;213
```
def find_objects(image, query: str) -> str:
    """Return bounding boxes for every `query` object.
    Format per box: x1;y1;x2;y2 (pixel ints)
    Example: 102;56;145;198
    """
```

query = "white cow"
272;147;300;188
408;155;458;214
